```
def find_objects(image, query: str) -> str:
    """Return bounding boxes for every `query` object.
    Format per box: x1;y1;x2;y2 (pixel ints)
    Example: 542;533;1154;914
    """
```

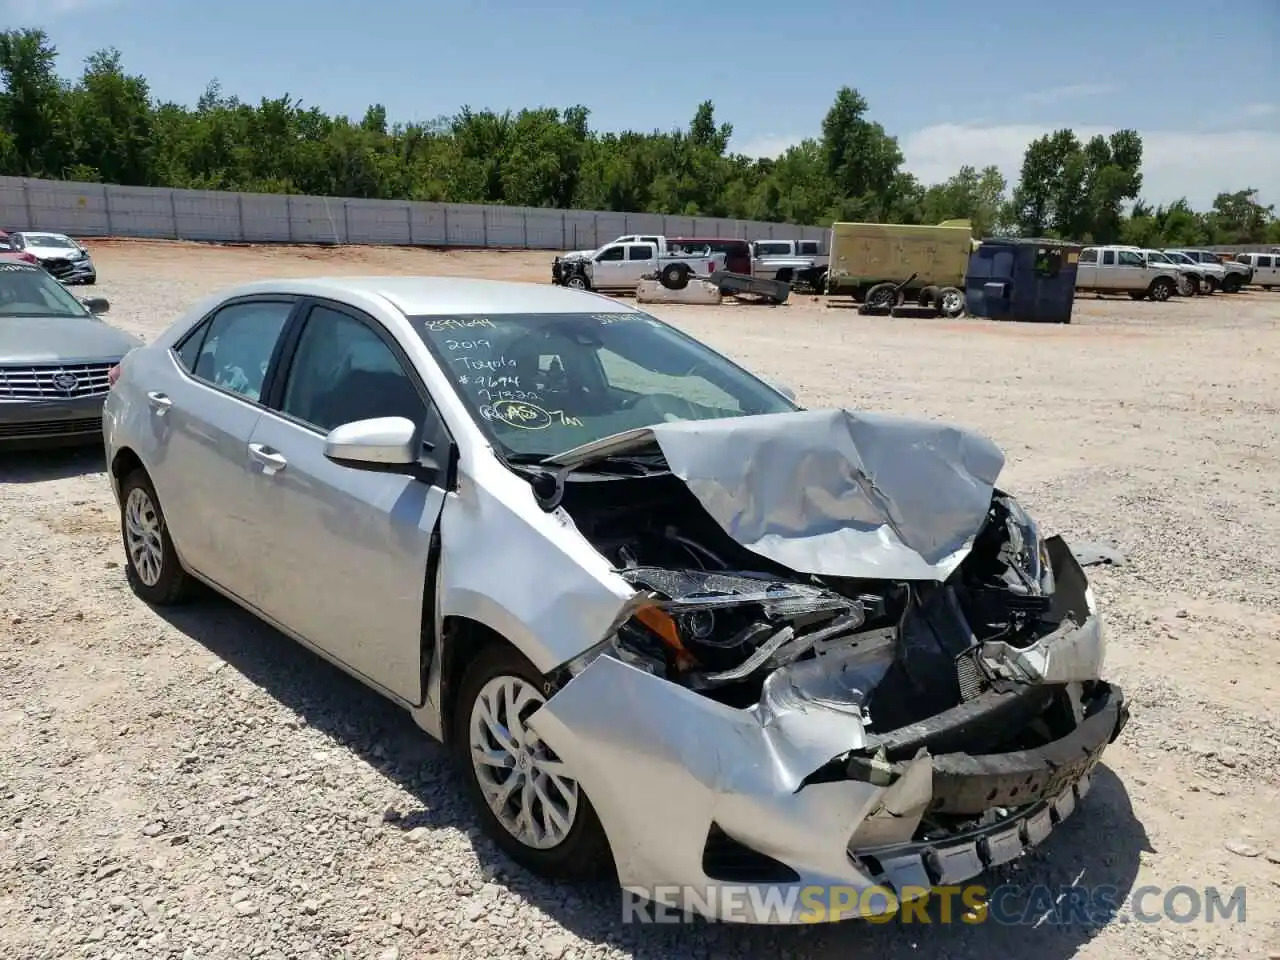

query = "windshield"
0;263;92;318
24;234;77;249
1168;252;1193;264
408;311;797;460
1146;252;1172;263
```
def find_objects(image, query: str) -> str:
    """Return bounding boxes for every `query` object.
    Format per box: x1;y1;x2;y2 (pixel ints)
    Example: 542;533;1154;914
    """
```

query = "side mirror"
82;296;110;314
766;378;797;402
324;416;419;469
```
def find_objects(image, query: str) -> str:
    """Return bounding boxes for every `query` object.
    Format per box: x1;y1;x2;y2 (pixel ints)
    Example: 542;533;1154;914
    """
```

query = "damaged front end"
521;412;1129;922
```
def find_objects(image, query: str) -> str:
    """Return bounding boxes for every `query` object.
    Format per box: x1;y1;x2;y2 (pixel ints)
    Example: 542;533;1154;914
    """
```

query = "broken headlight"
1001;496;1055;598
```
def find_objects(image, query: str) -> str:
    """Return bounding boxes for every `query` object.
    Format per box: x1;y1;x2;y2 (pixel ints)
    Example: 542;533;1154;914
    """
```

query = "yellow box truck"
826;219;977;308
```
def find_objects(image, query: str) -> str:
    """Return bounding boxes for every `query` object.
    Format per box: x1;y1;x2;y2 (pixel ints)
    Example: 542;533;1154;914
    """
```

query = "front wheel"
1201;276;1218;295
1222;274;1243;293
564;274;589;290
119;470;194;605
1176;275;1197;297
1147;278;1175;302
453;644;612;880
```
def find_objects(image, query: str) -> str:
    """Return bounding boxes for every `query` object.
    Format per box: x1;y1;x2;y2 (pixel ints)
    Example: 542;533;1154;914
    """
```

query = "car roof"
213;276;638;317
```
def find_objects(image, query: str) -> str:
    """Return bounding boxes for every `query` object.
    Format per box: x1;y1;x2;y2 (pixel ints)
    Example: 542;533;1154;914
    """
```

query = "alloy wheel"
468;676;579;850
124;486;164;587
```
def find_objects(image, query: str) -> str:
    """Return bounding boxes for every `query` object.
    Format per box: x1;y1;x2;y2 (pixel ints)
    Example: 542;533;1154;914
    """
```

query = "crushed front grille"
0;362;115;399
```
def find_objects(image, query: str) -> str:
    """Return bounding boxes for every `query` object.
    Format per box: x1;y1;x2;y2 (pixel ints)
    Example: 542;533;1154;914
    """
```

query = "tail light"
107;364;121;387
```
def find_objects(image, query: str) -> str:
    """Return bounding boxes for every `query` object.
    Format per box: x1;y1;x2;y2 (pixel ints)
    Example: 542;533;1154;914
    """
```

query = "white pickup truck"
750;239;829;290
551;240;726;293
1075;245;1182;301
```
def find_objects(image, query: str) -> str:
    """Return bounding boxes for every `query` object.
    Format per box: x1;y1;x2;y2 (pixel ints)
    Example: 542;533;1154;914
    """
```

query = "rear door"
148;297;298;600
243;301;449;703
624;242;657;284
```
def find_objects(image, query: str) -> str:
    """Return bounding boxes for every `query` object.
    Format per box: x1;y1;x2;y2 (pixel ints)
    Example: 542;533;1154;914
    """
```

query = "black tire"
564;273;589;291
84;277;97;286
1201;275;1217;295
119;469;194;605
1147;277;1175;302
453;644;612;881
659;263;691;291
917;285;940;308
1222;274;1243;294
864;282;902;310
1177;275;1198;297
936;286;966;318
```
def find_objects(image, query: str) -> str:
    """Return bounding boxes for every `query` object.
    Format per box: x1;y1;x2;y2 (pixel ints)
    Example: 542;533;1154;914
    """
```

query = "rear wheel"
1201;275;1218;295
119;470;194;606
1222;274;1243;293
1147;277;1175;302
453;644;612;880
1176;275;1197;297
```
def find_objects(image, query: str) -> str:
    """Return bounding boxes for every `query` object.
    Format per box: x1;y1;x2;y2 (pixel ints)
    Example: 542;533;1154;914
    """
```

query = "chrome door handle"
146;391;172;413
247;442;288;474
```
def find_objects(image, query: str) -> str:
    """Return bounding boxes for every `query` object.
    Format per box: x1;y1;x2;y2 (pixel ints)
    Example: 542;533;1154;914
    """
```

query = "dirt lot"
2;239;1279;960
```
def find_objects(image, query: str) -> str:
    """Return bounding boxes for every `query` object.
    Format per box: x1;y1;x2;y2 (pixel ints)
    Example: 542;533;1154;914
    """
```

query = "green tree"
0;28;72;177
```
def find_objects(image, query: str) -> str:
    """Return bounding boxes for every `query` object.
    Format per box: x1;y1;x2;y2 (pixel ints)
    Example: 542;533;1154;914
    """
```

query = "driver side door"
590;244;627;289
243;301;451;704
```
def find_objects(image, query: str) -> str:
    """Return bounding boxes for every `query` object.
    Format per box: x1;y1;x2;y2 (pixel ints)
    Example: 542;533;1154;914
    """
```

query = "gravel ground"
2;240;1279;960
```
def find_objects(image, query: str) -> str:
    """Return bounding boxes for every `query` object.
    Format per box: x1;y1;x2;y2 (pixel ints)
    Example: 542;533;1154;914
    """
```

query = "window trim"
265;297;452;456
168;295;302;409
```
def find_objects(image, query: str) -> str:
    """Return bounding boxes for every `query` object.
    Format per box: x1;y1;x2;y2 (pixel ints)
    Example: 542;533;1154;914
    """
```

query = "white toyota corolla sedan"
103;277;1127;923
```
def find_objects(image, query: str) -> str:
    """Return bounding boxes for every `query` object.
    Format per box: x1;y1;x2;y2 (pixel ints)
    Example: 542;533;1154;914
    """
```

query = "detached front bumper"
528;541;1126;924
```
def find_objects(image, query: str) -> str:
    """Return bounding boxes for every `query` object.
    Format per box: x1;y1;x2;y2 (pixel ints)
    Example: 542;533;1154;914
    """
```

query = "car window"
627;245;654;261
597;347;742;413
280;305;426;434
1079;248;1098;263
1118;251;1143;266
175;318;211;371
597;246;625;262
1259;256;1273;268
797;241;818;255
190;301;293;402
409;311;796;459
1102;250;1116;265
640;236;661;246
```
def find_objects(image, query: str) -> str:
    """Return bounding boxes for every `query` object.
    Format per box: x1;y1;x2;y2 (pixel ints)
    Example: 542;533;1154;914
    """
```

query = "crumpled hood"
549;409;1006;581
0;315;142;365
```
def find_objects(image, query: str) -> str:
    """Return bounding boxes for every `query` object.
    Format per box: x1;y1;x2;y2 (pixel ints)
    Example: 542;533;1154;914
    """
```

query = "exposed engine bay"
553;468;1094;751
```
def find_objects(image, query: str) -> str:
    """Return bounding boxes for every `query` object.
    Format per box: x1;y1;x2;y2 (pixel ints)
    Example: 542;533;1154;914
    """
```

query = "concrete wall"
0;176;830;250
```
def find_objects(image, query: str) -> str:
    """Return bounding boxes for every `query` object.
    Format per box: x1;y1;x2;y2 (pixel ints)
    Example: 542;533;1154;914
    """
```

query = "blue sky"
4;0;1277;208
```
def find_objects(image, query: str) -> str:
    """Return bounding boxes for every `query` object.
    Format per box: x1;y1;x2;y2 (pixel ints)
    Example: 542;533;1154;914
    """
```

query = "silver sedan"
103;277;1127;923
